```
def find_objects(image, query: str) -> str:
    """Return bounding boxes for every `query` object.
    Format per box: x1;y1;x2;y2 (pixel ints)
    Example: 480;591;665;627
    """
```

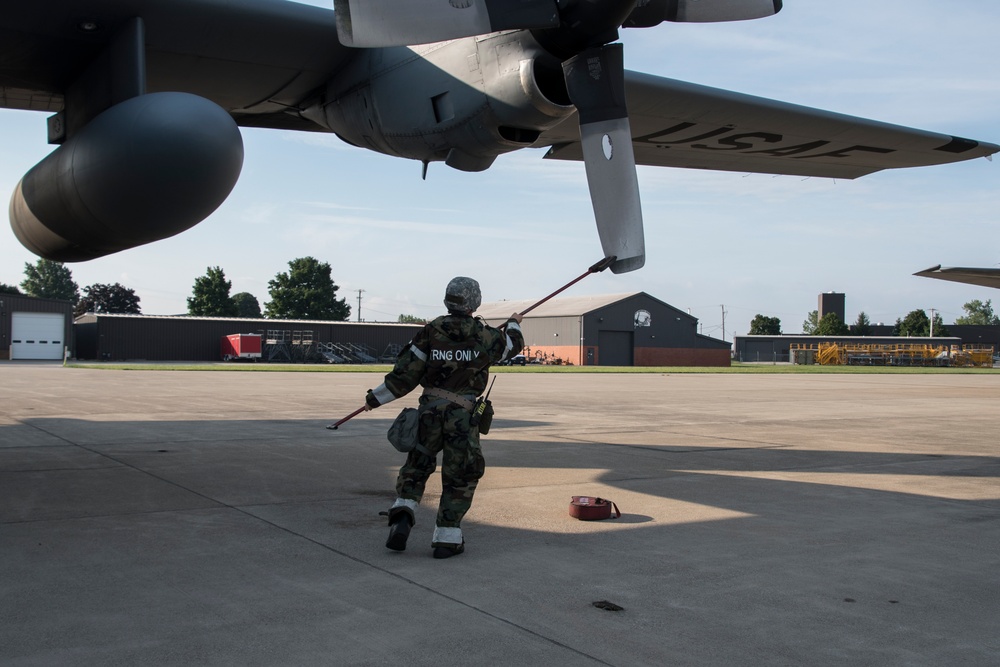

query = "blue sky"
2;0;998;338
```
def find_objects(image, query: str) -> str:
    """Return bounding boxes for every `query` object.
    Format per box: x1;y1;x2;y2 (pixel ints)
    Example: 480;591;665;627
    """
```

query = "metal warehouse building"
73;314;421;362
0;294;75;360
478;292;730;366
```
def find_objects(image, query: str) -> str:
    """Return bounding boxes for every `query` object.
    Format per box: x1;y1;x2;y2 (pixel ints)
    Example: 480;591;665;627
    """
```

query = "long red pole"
326;406;366;430
519;255;617;317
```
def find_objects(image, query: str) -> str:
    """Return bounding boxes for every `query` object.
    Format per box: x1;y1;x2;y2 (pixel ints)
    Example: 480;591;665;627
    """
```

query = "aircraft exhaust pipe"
10;92;243;262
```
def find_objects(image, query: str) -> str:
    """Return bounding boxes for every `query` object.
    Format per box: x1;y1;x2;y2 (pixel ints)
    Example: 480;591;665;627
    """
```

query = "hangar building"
0;294;74;360
477;292;730;366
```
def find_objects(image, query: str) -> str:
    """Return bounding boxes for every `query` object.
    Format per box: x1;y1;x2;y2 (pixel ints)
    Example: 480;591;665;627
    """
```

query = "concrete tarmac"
1;363;998;665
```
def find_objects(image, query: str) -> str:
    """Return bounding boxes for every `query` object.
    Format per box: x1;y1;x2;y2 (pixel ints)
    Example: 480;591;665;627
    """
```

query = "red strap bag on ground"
569;496;621;521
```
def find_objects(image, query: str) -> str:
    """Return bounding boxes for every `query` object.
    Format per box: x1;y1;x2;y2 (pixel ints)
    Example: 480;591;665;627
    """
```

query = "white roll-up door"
11;312;66;360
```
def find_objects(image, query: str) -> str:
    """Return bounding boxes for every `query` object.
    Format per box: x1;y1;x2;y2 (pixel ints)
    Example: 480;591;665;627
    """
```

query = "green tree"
954;299;1000;325
851;311;872;336
188;266;238;317
893;311;925;337
802;310;819;335
931;312;949;337
748;314;781;335
892;309;947;337
397;314;427;324
21;259;80;304
0;283;21;295
232;292;262;318
75;283;142;317
264;257;350;321
815;312;850;336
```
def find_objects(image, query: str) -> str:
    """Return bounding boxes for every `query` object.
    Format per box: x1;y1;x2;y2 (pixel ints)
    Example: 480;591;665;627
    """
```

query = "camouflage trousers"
395;396;485;528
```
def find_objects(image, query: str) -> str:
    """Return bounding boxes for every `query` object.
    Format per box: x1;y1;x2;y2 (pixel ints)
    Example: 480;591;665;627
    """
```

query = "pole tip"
326;424;338;430
589;256;617;273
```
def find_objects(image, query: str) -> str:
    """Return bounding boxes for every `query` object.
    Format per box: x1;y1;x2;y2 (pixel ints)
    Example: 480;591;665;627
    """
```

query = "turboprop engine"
317;36;576;174
10;92;244;262
332;0;784;273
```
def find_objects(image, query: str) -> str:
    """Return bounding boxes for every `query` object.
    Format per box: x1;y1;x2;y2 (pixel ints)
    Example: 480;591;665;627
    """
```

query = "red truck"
221;334;261;361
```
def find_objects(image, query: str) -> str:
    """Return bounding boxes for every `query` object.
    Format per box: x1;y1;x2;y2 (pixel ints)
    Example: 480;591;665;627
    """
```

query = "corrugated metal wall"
0;294;75;359
517;316;582;360
73;315;422;361
926;325;1000;351
481;315;582;363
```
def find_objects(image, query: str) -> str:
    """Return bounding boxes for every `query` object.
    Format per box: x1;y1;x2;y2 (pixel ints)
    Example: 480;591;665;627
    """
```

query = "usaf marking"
633;122;895;160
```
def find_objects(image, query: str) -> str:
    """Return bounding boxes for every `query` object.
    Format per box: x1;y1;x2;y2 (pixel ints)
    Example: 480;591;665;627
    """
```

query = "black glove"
365;389;380;409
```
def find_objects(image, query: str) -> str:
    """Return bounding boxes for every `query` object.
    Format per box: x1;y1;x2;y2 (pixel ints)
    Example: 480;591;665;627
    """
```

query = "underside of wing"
539;71;999;179
914;266;1000;290
0;0;349;131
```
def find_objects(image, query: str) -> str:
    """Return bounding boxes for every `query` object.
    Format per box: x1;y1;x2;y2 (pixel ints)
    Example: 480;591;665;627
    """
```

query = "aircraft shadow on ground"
4;416;998;667
3;417;998;527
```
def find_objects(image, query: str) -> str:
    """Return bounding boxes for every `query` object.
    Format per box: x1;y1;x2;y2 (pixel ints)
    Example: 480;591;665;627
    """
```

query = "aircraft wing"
0;0;349;132
540;71;1000;179
914;266;1000;290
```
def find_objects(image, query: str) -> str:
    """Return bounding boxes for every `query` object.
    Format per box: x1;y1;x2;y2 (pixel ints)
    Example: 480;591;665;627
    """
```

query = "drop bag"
569;496;621;521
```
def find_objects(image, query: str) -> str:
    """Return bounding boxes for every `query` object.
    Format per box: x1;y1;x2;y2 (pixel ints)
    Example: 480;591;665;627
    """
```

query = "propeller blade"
335;0;559;48
625;0;782;28
562;44;644;274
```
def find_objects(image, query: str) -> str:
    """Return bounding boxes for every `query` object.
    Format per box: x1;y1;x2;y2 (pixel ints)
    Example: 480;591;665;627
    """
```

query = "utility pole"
721;304;727;341
929;308;936;337
356;289;366;322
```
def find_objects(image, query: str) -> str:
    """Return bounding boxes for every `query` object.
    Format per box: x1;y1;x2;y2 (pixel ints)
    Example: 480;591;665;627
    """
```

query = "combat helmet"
444;276;481;313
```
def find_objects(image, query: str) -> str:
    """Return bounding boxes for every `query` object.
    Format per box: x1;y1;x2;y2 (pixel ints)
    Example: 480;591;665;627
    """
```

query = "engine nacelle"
10;92;244;262
318;35;574;172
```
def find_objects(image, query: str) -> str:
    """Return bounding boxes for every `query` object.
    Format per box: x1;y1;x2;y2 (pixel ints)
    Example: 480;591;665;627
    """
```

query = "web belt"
422;387;476;411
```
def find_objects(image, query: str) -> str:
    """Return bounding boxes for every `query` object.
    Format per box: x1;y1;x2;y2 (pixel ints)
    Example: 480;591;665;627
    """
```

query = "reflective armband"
372;383;397;406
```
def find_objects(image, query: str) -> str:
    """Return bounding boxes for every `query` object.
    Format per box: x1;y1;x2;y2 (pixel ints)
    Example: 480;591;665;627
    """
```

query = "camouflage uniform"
366;289;523;552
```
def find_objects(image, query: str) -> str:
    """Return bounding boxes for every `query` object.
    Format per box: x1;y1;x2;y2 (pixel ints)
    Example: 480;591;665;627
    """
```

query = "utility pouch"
474;399;494;435
387;407;420;453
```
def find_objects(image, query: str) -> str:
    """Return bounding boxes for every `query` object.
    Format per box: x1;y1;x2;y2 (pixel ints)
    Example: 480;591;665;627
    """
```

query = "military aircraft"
2;0;997;273
914;266;1000;291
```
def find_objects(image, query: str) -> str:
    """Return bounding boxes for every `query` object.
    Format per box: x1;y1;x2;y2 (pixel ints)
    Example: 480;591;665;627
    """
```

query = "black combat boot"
385;511;413;551
432;541;465;559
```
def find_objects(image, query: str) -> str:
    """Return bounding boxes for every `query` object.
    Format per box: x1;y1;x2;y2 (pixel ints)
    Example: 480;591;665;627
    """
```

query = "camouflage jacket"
367;314;523;407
